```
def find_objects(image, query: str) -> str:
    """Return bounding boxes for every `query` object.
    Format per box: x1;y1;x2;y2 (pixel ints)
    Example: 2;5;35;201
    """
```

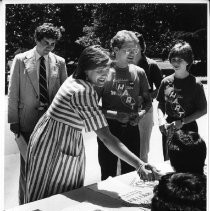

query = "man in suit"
8;23;68;204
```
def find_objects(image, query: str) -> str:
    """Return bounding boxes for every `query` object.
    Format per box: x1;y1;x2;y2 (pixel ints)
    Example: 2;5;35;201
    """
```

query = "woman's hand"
159;123;170;135
129;111;145;126
159;122;176;135
173;120;183;130
129;113;139;126
137;163;162;181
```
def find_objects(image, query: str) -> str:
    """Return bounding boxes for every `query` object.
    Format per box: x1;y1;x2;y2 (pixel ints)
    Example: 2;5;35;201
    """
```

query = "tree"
6;3;207;66
6;4;61;62
75;3;178;57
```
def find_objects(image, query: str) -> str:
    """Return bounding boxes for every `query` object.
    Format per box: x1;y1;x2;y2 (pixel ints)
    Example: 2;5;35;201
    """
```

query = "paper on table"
89;176;133;199
122;175;158;209
154;160;174;175
60;202;108;211
89;176;158;209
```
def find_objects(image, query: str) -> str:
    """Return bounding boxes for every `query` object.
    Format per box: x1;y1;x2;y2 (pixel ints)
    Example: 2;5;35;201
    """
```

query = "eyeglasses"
121;48;139;55
171;58;185;63
95;67;110;74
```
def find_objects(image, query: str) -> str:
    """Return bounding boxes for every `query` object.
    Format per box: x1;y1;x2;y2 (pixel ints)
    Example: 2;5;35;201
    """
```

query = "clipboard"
15;133;27;161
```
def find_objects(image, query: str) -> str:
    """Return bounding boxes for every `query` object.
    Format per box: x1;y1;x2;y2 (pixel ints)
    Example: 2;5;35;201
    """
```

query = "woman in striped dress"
25;45;160;203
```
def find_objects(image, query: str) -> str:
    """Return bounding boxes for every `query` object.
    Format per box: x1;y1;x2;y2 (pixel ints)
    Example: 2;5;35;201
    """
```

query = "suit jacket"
8;47;68;133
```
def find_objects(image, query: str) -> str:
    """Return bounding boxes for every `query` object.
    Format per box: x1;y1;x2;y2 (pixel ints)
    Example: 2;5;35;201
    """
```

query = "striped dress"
25;78;108;203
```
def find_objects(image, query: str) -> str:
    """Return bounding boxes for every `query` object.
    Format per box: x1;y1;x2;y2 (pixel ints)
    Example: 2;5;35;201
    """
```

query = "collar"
114;63;129;71
35;49;49;62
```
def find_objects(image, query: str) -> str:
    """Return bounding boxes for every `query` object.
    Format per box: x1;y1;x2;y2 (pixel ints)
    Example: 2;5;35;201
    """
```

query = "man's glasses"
121;48;139;55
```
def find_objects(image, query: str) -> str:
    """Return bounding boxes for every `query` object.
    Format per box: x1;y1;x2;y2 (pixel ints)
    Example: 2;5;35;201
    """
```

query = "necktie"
39;56;49;106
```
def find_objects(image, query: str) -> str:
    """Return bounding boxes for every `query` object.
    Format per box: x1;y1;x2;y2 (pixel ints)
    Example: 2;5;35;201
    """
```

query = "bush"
190;61;207;77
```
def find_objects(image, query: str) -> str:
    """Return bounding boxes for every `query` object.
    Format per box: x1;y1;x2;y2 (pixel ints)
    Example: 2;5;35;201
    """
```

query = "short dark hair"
110;30;138;49
168;130;206;174
134;32;146;53
73;45;112;80
168;41;194;70
34;23;62;41
151;172;206;211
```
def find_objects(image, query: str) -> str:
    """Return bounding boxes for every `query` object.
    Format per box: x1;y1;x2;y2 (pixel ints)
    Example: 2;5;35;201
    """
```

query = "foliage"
55;4;94;60
75;3;207;61
5;3;207;94
6;4;61;61
6;3;207;65
75;26;101;47
74;4;176;57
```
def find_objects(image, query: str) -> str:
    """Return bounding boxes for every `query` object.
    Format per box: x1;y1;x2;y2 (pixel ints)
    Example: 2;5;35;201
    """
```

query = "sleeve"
156;79;165;104
194;82;207;110
72;86;108;132
138;68;150;93
138;69;152;111
8;55;20;123
151;63;162;89
59;58;68;84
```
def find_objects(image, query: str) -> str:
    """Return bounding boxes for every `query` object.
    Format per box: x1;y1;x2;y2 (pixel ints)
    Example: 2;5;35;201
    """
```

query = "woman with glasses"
156;41;207;160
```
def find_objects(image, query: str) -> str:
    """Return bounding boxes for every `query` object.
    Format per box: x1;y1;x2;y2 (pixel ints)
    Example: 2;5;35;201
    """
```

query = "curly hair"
168;130;206;174
34;23;62;41
151;172;206;211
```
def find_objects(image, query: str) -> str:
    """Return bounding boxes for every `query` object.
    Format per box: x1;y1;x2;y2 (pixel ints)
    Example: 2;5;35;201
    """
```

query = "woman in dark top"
156;41;207;160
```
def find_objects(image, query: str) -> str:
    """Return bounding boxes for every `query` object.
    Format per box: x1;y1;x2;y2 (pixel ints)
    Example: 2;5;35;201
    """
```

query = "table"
6;162;173;211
